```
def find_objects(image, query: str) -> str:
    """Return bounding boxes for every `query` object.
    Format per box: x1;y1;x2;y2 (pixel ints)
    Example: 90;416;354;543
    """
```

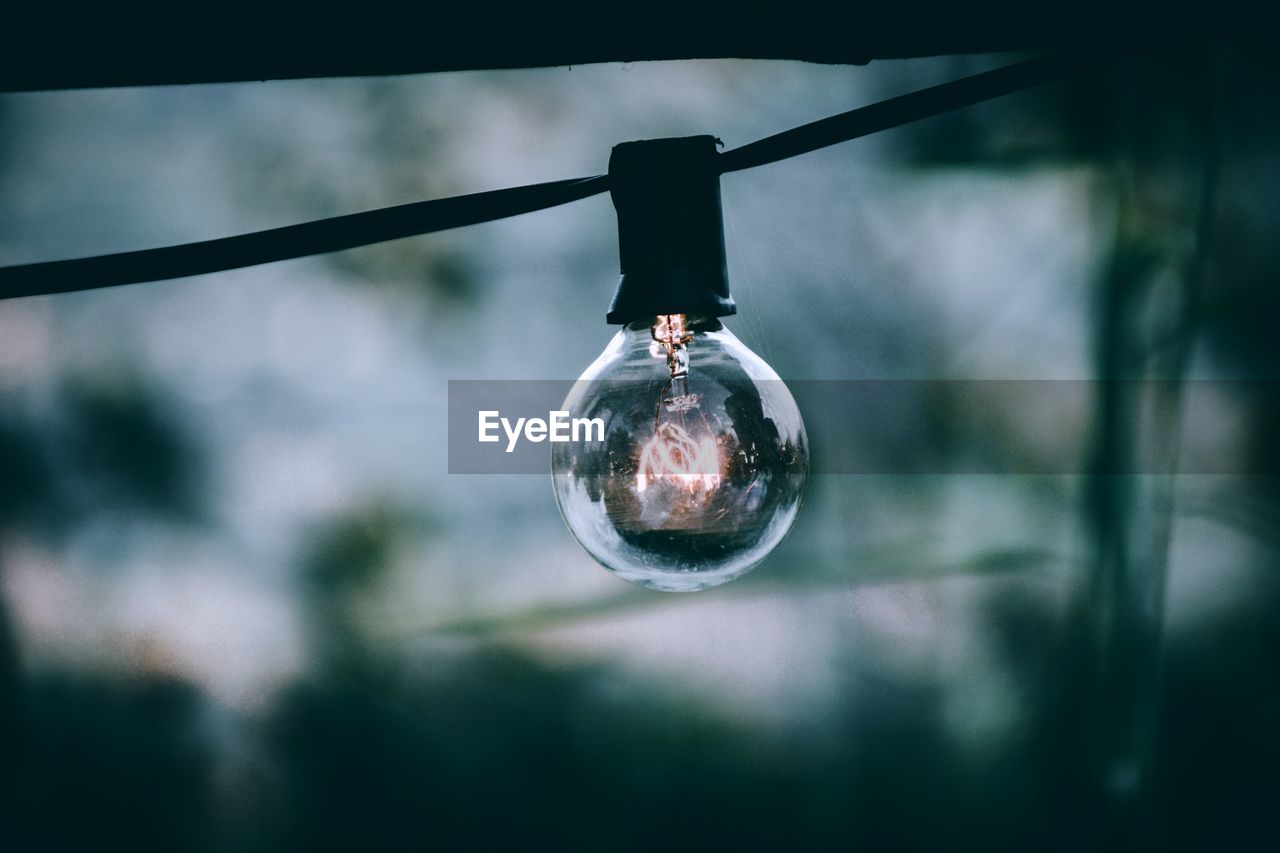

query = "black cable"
0;53;1098;302
0;177;609;300
719;53;1083;172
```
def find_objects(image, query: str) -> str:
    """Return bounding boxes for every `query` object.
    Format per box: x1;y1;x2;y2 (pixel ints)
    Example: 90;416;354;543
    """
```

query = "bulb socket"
606;135;736;325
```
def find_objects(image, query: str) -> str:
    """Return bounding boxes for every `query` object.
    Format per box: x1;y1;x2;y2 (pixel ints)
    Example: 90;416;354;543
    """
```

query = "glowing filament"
636;422;721;494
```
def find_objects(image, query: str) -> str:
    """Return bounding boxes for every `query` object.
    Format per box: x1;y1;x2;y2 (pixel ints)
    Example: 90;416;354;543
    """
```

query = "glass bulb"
552;314;808;592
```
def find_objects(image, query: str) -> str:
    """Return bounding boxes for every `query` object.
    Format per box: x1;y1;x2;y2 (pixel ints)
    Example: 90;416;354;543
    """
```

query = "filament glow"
552;312;808;592
635;421;722;494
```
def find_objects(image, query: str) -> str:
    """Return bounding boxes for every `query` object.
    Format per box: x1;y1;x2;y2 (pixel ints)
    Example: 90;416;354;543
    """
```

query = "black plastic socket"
605;135;736;325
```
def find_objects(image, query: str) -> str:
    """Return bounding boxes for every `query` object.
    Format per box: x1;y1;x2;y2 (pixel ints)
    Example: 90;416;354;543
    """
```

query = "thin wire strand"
0;177;609;300
718;53;1084;172
0;53;1099;302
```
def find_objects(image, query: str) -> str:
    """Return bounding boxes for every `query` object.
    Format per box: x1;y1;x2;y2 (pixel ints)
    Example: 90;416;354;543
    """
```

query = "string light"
0;54;1094;302
551;137;808;592
0;52;1110;590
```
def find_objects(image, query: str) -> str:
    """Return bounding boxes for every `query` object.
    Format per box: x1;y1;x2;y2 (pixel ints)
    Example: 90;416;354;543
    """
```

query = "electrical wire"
0;177;609;300
0;53;1101;302
718;53;1081;172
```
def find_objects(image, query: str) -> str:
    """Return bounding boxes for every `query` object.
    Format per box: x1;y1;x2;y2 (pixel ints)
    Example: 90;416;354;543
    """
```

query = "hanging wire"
0;53;1103;302
0;177;609;300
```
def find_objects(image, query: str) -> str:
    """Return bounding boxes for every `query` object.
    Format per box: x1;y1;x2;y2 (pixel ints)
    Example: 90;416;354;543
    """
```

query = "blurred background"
0;48;1276;850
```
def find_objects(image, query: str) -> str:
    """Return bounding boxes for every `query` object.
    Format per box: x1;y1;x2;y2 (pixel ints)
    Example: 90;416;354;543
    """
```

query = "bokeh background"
1;49;1277;850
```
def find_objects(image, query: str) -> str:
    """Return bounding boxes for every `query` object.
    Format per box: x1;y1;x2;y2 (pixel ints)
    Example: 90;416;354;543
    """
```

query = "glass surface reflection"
552;315;808;591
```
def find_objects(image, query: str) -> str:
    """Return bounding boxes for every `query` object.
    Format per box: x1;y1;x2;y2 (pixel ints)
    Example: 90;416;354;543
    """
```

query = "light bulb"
552;312;807;591
551;134;809;591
